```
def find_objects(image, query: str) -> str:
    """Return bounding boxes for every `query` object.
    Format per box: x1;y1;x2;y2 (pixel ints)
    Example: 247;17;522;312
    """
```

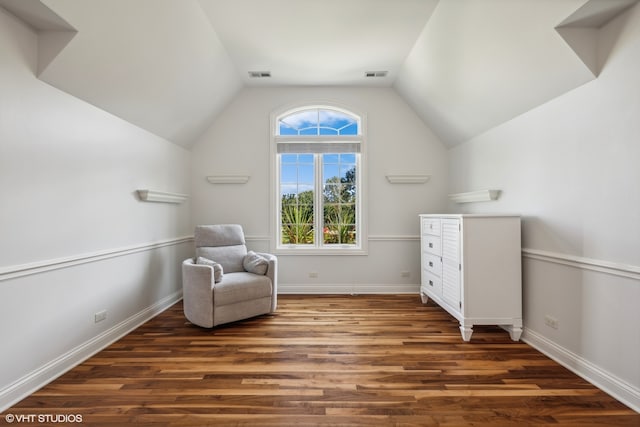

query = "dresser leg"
505;322;523;341
460;324;473;341
420;292;429;304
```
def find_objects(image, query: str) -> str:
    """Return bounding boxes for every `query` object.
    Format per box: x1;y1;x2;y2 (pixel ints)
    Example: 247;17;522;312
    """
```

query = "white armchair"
182;224;277;327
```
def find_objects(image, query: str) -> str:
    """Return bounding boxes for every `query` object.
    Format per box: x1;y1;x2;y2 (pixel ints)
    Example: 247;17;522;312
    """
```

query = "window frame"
270;104;368;256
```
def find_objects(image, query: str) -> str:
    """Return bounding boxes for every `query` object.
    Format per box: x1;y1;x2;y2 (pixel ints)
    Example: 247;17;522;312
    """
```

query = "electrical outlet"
401;271;410;278
544;315;558;329
94;310;107;323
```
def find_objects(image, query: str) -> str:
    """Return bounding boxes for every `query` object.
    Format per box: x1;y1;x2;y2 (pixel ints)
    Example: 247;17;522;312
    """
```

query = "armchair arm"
182;258;215;328
255;252;277;312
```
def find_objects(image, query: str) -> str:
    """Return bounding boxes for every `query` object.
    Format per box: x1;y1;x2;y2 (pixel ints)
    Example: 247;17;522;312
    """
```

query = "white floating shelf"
449;189;500;203
385;174;431;184
137;190;189;204
206;175;250;184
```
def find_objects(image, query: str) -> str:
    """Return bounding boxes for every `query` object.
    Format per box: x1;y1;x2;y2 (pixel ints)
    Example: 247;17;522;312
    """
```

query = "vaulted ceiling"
1;0;637;148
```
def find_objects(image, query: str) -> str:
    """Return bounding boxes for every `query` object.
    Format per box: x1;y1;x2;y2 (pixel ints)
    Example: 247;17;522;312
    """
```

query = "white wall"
448;4;640;410
0;8;192;410
191;86;448;293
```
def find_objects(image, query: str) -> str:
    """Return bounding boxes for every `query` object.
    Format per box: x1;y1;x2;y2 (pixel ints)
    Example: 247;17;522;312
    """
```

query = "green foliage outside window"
280;166;357;245
281;192;314;244
322;166;356;244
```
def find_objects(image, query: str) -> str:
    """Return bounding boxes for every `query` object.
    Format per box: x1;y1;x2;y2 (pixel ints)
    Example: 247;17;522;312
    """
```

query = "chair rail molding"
0;236;194;282
368;235;420;242
246;235;420;243
522;248;640;281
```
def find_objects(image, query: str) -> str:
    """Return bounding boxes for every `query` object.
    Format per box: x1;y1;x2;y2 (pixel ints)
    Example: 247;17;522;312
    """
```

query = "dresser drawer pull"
428;261;433;267
429;280;434;286
428;243;433;248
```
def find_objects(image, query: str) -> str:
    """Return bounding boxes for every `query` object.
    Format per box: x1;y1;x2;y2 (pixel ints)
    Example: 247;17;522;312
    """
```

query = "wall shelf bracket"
206;175;250;184
449;189;500;203
137;190;188;204
385;174;431;184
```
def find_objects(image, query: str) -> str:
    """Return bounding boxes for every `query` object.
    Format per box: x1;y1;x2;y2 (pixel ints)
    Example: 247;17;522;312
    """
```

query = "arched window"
272;106;366;254
278;108;359;136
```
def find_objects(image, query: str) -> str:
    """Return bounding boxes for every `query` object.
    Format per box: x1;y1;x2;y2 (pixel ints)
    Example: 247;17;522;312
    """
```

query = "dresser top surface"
419;213;520;218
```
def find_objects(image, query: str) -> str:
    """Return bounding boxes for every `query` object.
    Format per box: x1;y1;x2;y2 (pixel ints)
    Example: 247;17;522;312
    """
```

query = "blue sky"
279;108;358;136
280;153;356;197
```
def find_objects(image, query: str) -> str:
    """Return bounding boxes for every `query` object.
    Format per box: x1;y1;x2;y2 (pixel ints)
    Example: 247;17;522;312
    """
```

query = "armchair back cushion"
195;224;247;273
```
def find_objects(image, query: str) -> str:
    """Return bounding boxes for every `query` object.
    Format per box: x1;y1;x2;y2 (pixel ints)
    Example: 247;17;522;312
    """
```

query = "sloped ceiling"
1;0;637;148
198;0;439;87
555;0;638;76
1;0;242;148
395;0;638;147
0;0;77;76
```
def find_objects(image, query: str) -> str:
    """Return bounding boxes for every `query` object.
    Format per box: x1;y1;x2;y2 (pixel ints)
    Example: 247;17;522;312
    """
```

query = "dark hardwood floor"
5;295;639;426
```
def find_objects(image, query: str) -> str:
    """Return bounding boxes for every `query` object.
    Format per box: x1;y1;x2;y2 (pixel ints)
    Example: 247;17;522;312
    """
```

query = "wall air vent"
248;71;271;78
365;71;388;78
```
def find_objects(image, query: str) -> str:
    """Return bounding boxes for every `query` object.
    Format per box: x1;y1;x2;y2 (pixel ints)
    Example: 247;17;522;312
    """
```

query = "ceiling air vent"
365;71;388;78
248;71;271;78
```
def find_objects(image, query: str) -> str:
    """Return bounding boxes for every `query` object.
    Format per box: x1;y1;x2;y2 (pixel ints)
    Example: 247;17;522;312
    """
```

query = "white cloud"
280;108;356;132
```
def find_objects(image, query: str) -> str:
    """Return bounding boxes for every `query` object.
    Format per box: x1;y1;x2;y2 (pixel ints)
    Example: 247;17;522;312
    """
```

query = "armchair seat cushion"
214;272;272;306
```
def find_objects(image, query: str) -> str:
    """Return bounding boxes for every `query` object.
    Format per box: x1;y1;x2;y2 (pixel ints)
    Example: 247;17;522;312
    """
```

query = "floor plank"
5;295;639;426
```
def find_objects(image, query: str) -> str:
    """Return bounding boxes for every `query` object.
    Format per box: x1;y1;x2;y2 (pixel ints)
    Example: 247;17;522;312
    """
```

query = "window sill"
275;246;368;256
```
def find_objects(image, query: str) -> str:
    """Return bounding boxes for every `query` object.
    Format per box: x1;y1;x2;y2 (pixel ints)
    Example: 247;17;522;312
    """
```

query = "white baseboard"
0;290;183;413
522;327;640;413
278;283;420;294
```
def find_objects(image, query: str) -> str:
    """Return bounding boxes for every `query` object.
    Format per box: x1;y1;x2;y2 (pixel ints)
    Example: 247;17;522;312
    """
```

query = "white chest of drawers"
419;214;522;341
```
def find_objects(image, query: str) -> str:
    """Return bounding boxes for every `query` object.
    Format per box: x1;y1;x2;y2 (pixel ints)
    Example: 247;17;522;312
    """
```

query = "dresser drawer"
422;234;441;256
421;271;442;296
422;217;441;236
423;252;441;277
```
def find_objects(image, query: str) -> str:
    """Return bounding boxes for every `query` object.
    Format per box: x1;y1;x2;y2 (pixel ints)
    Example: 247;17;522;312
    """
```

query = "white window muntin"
276;151;361;251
